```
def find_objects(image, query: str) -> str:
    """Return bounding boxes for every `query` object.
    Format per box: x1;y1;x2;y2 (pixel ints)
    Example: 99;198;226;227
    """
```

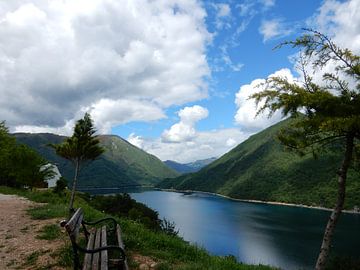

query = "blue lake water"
126;190;360;270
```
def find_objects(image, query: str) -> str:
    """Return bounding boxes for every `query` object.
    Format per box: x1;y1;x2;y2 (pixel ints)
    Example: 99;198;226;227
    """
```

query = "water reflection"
109;190;359;270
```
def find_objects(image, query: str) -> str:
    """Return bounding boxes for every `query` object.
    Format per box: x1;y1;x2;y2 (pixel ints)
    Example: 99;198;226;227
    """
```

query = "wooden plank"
65;208;83;239
82;232;95;270
100;226;108;270
116;224;129;270
92;229;101;270
65;208;83;232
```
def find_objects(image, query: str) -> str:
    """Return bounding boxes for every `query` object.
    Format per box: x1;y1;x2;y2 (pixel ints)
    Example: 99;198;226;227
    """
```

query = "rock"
139;263;150;270
150;262;158;268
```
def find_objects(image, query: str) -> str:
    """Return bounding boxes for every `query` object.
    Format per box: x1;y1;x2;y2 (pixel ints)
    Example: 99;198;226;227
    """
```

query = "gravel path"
0;194;65;269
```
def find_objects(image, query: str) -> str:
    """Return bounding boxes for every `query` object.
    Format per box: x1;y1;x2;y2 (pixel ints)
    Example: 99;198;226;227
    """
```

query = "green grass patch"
27;204;68;220
24;250;48;266
37;224;61;240
52;244;73;267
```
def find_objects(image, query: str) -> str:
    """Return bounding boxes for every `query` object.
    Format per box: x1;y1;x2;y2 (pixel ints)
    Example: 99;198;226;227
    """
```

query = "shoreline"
156;188;360;215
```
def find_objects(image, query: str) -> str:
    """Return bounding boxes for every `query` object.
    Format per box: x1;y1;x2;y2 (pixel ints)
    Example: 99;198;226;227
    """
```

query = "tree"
50;113;104;214
0;121;50;188
250;30;360;270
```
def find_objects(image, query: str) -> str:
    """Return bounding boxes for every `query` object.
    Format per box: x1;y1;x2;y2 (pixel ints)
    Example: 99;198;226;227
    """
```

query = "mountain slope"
14;133;178;188
164;158;217;174
158;118;360;210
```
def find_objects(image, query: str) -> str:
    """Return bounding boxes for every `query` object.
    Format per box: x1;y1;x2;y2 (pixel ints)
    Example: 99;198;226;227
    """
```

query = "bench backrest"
64;208;84;242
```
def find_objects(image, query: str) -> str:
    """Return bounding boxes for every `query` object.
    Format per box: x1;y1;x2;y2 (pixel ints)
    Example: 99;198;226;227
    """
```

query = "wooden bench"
61;208;129;270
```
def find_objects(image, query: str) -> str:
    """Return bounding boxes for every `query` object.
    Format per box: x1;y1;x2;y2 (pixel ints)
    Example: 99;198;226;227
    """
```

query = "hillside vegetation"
14;133;178;188
158;118;360;210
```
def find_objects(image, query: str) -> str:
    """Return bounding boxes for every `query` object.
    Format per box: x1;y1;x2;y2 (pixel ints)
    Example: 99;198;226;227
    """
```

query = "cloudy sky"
1;0;359;163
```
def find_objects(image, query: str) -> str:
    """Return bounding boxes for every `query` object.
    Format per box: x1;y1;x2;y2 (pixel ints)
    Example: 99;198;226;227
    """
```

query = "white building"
40;163;62;188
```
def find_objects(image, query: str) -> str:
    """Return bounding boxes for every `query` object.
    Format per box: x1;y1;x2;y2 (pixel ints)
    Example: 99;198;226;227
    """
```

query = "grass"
0;186;276;270
24;250;48;266
37;224;62;240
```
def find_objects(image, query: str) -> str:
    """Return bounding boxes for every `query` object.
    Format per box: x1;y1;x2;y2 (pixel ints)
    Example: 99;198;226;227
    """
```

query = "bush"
53;177;67;194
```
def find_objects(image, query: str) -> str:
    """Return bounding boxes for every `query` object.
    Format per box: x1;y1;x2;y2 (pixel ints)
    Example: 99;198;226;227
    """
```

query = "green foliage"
160;218;179;237
50;113;105;212
37;224;62;240
0;121;50;188
50;113;104;166
85;193;162;231
251;30;360;153
53;177;67;194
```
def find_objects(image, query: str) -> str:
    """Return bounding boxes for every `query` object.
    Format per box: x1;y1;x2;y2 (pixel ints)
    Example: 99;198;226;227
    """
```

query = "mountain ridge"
164;157;217;174
14;132;179;188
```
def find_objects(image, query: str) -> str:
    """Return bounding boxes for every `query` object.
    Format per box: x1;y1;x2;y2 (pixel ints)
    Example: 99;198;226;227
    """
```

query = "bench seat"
61;208;128;270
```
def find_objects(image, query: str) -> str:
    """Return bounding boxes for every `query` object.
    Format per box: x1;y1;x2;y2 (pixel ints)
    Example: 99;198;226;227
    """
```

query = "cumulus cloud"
309;0;360;53
259;18;293;42
129;127;250;163
0;0;210;133
127;133;145;149
161;105;208;143
234;69;295;130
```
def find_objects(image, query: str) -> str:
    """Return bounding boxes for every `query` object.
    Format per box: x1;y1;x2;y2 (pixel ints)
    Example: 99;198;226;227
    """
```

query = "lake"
127;190;360;270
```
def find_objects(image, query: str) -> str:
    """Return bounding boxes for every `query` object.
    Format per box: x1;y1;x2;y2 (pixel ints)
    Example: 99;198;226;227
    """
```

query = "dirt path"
0;194;65;270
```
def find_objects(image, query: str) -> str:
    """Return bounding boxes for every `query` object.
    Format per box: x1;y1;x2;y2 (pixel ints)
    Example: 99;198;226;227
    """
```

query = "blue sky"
1;0;359;162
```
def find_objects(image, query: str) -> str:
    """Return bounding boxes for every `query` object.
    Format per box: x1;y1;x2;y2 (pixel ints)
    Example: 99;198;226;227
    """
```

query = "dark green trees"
50;113;104;213
0;121;50;188
251;30;359;270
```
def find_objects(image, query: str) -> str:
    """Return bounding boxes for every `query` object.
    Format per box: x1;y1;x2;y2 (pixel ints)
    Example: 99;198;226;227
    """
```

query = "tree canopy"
0;121;50;188
250;29;359;270
50;113;104;213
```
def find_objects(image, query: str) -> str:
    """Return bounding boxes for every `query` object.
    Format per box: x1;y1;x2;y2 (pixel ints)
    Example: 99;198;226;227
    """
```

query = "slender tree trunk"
68;159;80;216
315;134;354;270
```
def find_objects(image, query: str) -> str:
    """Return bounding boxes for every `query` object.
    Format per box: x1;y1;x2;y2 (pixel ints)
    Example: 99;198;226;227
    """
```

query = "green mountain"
14;133;178;188
158;118;360;210
164;157;217;174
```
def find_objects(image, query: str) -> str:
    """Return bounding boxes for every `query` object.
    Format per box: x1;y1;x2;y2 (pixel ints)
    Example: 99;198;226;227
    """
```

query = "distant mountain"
158;118;360;210
14;133;178;188
164;157;217;174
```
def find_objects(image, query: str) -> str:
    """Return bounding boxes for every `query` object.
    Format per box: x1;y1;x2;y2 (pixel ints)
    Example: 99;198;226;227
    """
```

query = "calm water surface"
127;190;360;270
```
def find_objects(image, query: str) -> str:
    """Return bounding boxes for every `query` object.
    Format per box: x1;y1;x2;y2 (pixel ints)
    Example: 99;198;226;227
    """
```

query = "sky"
1;0;359;163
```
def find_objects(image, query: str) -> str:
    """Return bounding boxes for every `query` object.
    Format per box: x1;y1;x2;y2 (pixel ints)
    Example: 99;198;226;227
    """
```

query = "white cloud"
212;3;232;30
260;0;275;8
127;133;145;149
309;0;360;54
0;0;210;133
234;68;295;130
161;105;208;143
134;128;250;163
259;18;293;42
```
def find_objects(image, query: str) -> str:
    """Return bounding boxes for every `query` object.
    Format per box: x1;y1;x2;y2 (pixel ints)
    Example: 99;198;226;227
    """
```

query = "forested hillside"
15;133;178;188
158;118;360;210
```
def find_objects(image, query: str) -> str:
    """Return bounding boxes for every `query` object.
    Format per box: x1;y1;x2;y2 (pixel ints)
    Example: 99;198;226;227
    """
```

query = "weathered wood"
82;232;95;270
100;226;108;270
65;208;83;239
63;208;126;270
92;229;101;270
116;224;129;270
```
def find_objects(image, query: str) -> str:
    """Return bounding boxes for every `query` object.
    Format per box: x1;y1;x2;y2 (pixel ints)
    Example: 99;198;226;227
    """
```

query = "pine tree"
50;113;104;214
251;30;360;270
